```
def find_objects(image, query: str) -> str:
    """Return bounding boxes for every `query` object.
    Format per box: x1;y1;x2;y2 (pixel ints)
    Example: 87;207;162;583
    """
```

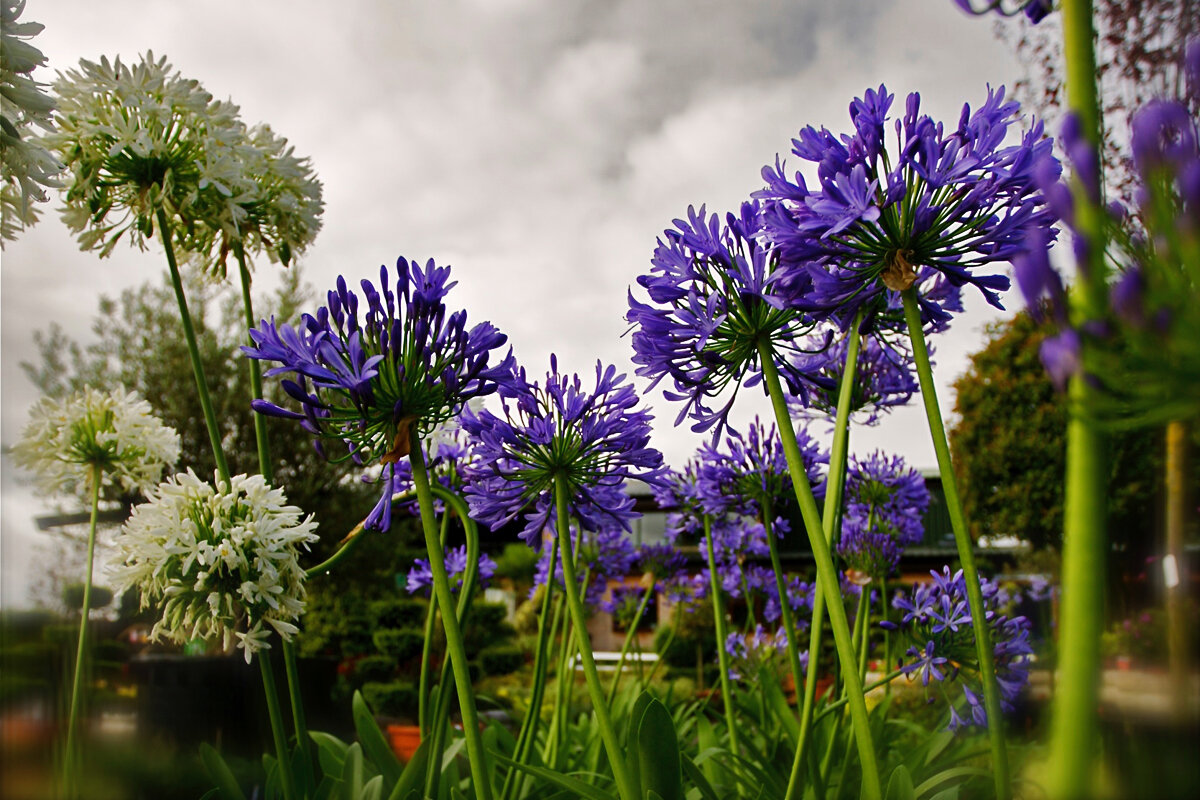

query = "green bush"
362;680;419;720
369;597;427;630
464;602;517;655
354;654;397;686
372;628;425;663
478;645;525;676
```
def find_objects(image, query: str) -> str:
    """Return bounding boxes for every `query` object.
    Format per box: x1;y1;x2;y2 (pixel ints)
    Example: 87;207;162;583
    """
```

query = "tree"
949;311;1170;554
995;0;1200;204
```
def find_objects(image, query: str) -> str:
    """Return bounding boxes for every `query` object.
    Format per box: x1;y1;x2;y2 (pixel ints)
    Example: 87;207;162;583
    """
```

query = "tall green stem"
702;515;741;761
1049;3;1110;797
786;313;862;800
502;536;560;800
553;478;637;800
62;463;103;799
418;509;452;736
409;437;493;800
900;288;1009;799
259;650;297;800
758;341;882;800
155;208;230;486
761;506;808;732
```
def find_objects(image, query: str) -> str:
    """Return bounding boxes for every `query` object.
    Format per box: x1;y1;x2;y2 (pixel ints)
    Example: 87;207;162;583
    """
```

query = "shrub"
361;681;419;720
478;645;525;676
354;654;397;686
369;598;426;630
372;628;425;663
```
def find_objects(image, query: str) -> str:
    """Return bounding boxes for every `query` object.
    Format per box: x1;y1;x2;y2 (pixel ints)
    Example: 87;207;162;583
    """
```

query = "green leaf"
636;696;684;800
386;738;430;800
490;751;617;800
884;765;916;800
199;743;247;800
913;766;991;798
680;754;720;800
353;690;402;786
758;667;800;748
363;774;384;800
625;689;656;792
311;730;350;777
920;730;956;768
343;742;365;799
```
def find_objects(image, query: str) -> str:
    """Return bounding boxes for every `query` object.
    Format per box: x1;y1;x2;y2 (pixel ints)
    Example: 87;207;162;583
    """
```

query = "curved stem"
606;582;654;706
419;509;452;737
554;478;637;800
501;536;560;800
758;340;882;800
814;669;906;724
304;491;416;579
787;314;862;800
62;463;103;799
409;438;493;800
900;288;1009;799
1049;3;1110;797
156;207;230;486
259;650;297;800
703;515;741;761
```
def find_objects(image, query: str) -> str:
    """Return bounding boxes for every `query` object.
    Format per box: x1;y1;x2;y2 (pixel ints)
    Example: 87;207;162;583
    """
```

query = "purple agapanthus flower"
885;566;1033;731
757;84;1058;335
789;332;919;426
1015;96;1200;423
406;545;497;595
244;258;514;530
532;523;638;608
724;624;798;682
952;0;1053;23
837;451;929;579
627;201;835;441
387;424;484;516
461;356;666;548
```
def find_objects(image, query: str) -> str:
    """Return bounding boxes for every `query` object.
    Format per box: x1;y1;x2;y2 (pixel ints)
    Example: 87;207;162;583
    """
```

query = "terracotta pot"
387;723;421;761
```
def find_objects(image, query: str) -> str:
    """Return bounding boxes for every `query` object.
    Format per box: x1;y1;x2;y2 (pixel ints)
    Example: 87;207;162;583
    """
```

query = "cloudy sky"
1;0;1036;607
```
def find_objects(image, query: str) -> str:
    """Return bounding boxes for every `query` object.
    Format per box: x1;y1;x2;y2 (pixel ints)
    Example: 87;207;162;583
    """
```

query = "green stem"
855;585;870;683
554;478;637;800
900;288;1009;799
758;341;882;800
814;669;906;724
644;602;680;686
703;515;741;761
1048;3;1110;797
787;314;862;800
62;463;103;799
259;650;298;800
606;581;654;705
155;207;230;486
304;491;417;579
418;509;452;737
409;437;493;800
502;537;560;800
761;506;808;733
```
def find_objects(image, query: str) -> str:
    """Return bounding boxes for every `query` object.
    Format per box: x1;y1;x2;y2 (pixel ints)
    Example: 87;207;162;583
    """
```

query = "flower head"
789;332;918;426
461;356;666;547
887;566;1033;730
532;523;638;608
1;0;61;243
46;52;245;259
12;387;180;500
627;201;834;440
111;470;318;663
244;257;514;530
406;545;496;596
724;624;797;682
757;84;1058;334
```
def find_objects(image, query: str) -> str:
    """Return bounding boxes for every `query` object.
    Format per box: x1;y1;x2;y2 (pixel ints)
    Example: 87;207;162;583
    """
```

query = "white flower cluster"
1;0;61;243
11;387;181;499
47;51;322;270
111;470;318;663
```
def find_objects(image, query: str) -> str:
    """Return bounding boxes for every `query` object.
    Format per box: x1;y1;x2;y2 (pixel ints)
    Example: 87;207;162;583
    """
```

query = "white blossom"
111;470;318;664
1;0;62;243
11;387;180;499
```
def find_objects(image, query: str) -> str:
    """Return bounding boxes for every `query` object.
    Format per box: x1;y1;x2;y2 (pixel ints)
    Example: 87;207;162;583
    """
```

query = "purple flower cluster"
757;84;1058;334
1014;45;1200;423
406;545;497;596
837;451;931;578
461;357;666;547
243;258;513;530
724;625;802;682
626;202;835;440
952;0;1053;24
885;567;1033;731
532;524;637;608
388;426;483;516
789;333;918;426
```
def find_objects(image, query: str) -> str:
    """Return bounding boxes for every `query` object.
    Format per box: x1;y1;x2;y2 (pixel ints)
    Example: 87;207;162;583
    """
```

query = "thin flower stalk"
62;463;102;800
418;507;451;737
900;287;1009;796
258;649;298;800
758;342;882;800
703;515;741;761
407;437;493;800
1048;2;1111;796
787;319;862;800
554;478;637;800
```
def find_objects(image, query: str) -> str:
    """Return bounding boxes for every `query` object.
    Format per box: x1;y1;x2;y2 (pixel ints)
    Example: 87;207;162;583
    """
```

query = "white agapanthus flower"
11;387;181;499
111;470;319;663
1;0;62;244
46;51;246;260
